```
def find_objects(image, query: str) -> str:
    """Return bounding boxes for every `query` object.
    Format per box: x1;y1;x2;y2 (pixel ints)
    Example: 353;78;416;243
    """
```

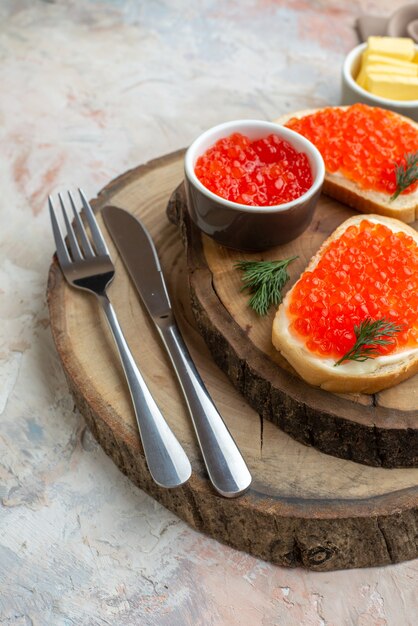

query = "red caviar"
285;104;418;196
195;132;313;206
288;220;418;359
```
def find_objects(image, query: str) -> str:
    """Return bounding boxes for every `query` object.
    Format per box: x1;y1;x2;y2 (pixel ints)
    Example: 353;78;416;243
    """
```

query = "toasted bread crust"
272;214;418;394
275;107;418;223
323;176;416;223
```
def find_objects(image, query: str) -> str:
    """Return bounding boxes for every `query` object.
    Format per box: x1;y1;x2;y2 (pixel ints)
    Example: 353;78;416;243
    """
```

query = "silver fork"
49;189;192;489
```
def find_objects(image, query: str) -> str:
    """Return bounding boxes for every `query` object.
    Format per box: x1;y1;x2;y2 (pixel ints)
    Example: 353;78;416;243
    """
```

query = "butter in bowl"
342;37;418;121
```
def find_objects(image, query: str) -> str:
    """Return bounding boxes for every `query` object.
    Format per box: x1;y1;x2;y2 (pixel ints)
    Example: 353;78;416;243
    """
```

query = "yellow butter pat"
356;67;367;88
365;63;417;77
356;60;417;89
367;36;415;61
362;53;418;73
366;73;418;100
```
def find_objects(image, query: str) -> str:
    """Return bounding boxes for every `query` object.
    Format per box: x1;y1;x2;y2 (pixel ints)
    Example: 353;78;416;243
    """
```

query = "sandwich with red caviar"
272;214;418;393
276;104;418;223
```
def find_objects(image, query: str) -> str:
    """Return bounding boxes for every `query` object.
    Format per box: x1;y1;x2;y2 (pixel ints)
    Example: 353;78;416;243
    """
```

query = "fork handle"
157;321;252;498
97;294;192;488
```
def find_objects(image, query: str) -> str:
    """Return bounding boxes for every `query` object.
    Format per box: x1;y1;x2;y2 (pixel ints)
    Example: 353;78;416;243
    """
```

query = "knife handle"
98;294;192;488
157;319;252;498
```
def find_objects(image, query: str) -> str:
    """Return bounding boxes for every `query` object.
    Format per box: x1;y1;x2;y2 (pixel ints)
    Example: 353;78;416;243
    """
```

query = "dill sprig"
390;151;418;201
334;317;403;366
235;257;297;316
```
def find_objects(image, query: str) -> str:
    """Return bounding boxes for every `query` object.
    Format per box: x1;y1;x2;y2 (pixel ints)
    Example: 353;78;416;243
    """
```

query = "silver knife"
102;205;252;498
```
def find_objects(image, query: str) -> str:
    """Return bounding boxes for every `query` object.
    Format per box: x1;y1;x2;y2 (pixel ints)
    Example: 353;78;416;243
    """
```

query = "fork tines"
49;189;109;267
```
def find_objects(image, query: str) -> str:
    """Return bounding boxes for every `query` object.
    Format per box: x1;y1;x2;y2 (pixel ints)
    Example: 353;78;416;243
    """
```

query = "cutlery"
102;205;252;498
48;189;192;489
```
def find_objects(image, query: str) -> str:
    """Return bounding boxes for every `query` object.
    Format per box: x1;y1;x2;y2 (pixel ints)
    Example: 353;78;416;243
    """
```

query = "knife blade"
102;205;252;498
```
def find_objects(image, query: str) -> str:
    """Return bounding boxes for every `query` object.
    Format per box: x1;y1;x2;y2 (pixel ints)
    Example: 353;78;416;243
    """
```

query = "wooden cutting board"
47;150;418;571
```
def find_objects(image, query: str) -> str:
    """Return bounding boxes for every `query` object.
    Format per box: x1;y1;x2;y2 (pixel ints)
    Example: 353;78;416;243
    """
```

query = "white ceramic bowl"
341;43;418;121
184;119;325;251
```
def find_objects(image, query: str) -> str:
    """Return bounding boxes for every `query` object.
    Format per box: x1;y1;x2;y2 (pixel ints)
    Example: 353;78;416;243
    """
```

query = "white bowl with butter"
341;42;418;122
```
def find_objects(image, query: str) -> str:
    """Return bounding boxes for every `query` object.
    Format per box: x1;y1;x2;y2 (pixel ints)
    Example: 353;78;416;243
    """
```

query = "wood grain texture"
47;151;418;571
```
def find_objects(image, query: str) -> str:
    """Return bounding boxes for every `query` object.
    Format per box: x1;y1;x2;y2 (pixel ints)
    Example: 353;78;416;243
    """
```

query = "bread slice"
272;214;418;394
275;107;418;224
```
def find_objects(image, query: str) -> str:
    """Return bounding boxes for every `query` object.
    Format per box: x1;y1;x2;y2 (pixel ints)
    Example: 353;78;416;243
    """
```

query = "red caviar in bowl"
194;132;313;206
288;220;418;359
285;104;418;196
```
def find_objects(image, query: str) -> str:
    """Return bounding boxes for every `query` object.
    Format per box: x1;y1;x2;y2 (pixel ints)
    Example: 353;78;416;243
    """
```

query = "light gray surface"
1;1;417;624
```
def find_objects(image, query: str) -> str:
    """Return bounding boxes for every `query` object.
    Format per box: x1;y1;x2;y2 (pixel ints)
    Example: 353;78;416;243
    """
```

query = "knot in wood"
307;545;337;565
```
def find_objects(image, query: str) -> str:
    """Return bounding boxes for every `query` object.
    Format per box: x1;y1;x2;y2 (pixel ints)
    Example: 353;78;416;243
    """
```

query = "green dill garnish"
235;257;297;316
334;317;403;366
390;152;418;201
